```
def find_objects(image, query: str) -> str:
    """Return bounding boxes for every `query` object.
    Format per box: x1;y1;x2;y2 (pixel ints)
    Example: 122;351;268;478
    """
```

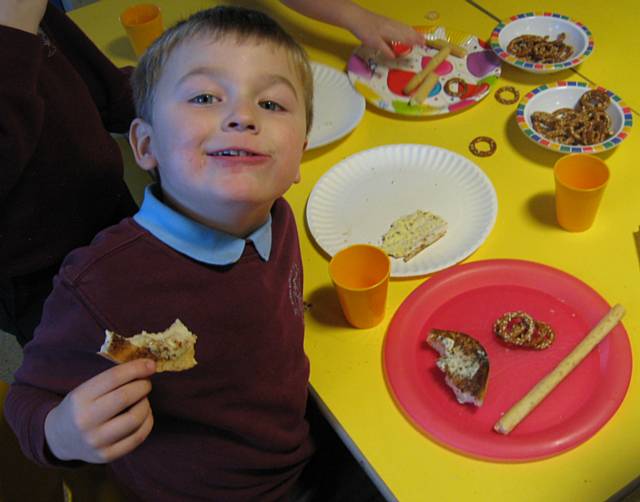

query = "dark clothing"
5;198;314;501
0;261;61;346
0;3;137;342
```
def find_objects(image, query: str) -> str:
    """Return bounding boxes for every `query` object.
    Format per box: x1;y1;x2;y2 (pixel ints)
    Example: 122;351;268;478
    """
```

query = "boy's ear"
292;138;307;184
129;118;158;172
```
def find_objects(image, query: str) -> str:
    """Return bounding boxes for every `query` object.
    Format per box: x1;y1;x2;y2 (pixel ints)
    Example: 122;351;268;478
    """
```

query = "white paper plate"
306;144;498;277
307;62;365;149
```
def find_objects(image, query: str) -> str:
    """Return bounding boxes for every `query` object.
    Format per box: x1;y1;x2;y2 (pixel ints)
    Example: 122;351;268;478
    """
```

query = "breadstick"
403;46;451;95
494;304;625;435
408;72;440;106
425;38;467;58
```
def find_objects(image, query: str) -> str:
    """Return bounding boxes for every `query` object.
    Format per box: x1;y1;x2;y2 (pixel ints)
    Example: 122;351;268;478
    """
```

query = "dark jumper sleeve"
41;4;136;134
4;270;114;467
0;25;46;201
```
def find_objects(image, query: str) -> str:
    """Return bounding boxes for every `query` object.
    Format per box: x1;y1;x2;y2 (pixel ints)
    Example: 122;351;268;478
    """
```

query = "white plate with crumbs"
306;144;498;277
306;62;366;149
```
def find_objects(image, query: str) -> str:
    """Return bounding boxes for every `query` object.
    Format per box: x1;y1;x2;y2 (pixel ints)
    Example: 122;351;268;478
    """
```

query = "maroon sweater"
5;198;314;501
0;3;137;278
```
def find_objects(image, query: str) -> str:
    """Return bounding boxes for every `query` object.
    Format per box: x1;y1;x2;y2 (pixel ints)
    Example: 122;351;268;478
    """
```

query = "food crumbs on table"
494;86;520;105
469;136;496;157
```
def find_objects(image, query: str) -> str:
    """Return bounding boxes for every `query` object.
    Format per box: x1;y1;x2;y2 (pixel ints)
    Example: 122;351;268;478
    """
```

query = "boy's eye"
189;94;218;105
259;100;285;112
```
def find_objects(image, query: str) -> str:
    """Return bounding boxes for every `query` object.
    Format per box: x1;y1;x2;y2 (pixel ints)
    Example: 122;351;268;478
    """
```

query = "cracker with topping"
380;209;447;262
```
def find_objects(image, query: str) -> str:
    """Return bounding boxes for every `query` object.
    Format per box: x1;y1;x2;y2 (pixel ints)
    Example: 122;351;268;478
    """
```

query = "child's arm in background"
0;0;48;202
45;359;155;463
40;3;136;133
280;0;423;58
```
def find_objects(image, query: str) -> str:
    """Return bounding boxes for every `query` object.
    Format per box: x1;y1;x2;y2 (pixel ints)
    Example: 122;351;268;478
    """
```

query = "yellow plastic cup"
328;244;390;329
120;4;163;58
554;154;610;232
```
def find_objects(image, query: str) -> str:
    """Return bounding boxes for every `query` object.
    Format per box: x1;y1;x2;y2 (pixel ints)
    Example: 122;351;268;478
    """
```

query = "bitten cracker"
380;209;447;262
99;319;198;373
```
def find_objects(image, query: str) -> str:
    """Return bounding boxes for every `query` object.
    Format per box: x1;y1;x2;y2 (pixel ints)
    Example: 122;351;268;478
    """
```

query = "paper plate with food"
383;259;631;461
516;81;633;153
305;144;497;277
490;12;594;74
347;25;501;116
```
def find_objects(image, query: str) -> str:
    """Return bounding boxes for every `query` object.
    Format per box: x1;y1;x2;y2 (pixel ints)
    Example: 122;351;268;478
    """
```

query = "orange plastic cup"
120;4;163;58
554;154;609;232
329;244;390;329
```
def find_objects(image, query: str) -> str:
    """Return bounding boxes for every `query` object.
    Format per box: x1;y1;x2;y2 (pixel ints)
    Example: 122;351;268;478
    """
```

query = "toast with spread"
427;329;489;406
99;319;197;373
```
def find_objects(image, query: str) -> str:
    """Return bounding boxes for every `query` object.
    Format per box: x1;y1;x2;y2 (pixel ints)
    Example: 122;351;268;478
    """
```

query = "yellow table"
70;1;640;500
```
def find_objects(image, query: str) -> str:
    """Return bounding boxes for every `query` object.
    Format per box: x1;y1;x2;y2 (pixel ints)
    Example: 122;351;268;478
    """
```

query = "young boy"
5;6;316;501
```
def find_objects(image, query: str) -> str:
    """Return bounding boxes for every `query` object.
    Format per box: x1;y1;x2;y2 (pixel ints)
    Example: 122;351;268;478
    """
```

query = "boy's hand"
44;359;156;463
0;0;48;34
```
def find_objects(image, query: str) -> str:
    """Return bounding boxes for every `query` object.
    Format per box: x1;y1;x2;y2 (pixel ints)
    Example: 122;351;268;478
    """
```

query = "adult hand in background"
0;0;48;34
342;5;424;59
280;0;423;59
44;358;156;463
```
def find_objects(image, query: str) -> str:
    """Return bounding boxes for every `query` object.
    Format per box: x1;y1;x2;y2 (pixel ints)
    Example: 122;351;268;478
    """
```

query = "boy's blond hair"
131;5;314;134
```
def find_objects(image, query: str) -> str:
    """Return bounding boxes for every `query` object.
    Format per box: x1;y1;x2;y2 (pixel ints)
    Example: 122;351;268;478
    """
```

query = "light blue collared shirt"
133;185;272;265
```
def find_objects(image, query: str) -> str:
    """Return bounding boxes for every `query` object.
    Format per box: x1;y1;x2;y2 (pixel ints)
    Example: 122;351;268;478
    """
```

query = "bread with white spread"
380;209;447;262
427;329;489;406
98;319;197;373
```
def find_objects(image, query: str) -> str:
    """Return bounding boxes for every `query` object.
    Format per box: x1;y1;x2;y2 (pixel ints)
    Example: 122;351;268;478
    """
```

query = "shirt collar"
133;185;272;265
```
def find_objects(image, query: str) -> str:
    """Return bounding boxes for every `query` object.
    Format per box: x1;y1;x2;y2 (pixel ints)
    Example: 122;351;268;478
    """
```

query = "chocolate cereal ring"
493;311;536;346
530;321;556;350
444;78;467;98
469;136;496;157
494;86;520;105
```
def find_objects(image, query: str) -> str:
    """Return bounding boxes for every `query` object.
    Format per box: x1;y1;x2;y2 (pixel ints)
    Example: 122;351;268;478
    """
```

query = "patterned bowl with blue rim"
490;12;594;74
516;81;633;154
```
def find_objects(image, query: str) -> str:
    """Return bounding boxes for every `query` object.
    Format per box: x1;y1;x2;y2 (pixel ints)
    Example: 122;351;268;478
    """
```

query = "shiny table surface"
70;1;640;500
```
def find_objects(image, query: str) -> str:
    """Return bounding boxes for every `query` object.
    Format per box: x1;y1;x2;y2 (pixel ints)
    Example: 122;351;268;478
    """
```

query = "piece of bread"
380;210;447;262
427;329;489;406
98;319;197;373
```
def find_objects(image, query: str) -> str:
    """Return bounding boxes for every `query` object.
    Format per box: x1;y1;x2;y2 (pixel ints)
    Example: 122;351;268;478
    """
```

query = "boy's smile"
130;36;308;236
206;146;270;167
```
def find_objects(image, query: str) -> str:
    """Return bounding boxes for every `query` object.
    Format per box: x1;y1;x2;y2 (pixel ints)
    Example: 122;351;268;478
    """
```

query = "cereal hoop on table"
489;12;594;74
347;25;501;116
516;81;633;154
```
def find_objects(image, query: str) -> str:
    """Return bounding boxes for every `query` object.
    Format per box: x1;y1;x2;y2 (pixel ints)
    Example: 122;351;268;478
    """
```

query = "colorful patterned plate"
516;81;633;153
347;25;501;116
490;12;594;74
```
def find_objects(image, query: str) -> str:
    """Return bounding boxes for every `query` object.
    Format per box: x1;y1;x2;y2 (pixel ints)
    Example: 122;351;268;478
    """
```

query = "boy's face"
131;36;308;228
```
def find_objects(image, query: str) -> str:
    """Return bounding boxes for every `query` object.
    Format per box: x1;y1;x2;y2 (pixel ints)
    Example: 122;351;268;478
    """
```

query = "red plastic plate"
383;259;632;461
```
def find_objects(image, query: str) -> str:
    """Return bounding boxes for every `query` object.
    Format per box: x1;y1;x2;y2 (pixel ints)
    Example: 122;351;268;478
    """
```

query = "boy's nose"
224;120;257;132
222;103;259;133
